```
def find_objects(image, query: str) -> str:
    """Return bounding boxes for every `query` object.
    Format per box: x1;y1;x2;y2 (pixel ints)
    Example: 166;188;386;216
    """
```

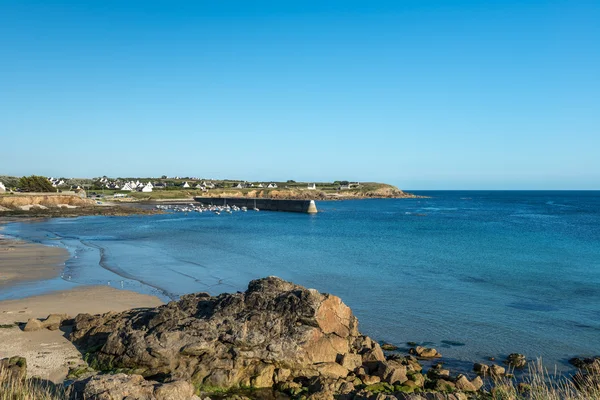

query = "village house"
140;183;153;192
121;183;134;191
267;183;278;189
233;182;244;189
307;183;316;190
0;182;6;193
181;181;190;188
202;181;215;189
154;183;167;190
257;183;264;188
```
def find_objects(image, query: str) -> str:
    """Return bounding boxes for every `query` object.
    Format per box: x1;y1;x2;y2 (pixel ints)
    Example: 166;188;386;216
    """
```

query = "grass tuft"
0;367;70;400
489;359;600;400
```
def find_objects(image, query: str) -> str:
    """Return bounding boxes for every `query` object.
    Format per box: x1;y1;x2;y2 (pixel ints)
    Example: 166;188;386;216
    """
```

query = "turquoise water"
3;191;600;372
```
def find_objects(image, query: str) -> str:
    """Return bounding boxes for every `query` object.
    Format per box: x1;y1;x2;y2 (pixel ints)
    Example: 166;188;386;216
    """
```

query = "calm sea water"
3;191;600;372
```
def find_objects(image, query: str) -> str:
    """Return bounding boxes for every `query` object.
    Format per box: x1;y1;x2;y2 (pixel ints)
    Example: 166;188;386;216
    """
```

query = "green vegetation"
0;366;69;400
17;175;55;193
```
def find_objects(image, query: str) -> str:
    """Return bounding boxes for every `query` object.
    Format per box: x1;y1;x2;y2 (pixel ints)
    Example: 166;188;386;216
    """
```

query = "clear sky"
1;1;599;189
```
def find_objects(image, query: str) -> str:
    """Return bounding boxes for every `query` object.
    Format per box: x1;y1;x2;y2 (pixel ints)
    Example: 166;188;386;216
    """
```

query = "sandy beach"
0;235;68;288
0;227;164;382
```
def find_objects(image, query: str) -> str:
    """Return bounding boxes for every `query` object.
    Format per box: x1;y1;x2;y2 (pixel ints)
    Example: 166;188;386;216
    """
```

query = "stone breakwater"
3;277;599;399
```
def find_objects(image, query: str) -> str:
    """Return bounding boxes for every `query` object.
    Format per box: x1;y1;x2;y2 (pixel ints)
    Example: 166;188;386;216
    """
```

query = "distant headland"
0;175;423;217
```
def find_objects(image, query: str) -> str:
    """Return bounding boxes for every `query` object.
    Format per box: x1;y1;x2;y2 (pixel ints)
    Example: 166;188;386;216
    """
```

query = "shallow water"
3;191;600;373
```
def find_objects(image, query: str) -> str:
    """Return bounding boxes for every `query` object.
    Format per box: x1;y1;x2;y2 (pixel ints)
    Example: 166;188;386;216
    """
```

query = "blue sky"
1;1;598;189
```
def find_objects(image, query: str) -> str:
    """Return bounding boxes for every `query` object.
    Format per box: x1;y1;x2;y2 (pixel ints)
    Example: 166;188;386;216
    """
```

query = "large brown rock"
74;373;196;400
375;360;408;385
70;277;374;389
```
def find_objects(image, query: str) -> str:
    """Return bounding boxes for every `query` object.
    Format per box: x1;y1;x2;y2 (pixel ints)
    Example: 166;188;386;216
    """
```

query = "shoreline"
0;220;164;382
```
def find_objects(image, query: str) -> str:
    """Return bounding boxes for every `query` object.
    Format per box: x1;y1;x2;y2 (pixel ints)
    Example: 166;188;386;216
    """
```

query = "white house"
141;183;153;192
257;183;264;188
202;181;215;189
233;183;244;189
154;183;167;189
121;183;134;191
144;182;153;189
0;182;6;193
182;181;190;188
267;183;278;189
307;183;316;190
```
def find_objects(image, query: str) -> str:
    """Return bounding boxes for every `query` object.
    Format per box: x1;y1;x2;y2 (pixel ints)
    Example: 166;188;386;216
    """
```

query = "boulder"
74;373;196;400
361;374;381;385
70;277;375;390
489;364;506;376
23;314;69;332
454;375;477;392
23;318;44;332
474;362;504;376
374;360;408;385
339;353;363;371
409;346;441;358
505;353;527;369
43;313;68;331
432;379;456;392
470;375;484;390
473;363;489;375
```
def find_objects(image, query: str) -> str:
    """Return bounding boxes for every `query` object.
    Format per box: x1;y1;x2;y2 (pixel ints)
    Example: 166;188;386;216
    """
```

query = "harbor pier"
194;197;318;214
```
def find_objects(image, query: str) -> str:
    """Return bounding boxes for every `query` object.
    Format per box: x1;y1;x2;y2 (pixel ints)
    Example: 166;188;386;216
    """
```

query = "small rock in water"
380;342;399;351
569;356;600;371
409;345;441;358
505;353;527;368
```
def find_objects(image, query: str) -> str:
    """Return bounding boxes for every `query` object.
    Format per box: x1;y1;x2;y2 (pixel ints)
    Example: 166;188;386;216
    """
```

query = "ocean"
3;191;600;373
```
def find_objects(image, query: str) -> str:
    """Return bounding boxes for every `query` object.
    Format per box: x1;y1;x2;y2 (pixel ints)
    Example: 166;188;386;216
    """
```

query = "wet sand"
0;236;68;288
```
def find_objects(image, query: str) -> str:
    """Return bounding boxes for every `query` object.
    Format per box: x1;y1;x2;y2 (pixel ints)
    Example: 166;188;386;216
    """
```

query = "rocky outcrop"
72;373;197;400
70;277;391;390
68;277;487;398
